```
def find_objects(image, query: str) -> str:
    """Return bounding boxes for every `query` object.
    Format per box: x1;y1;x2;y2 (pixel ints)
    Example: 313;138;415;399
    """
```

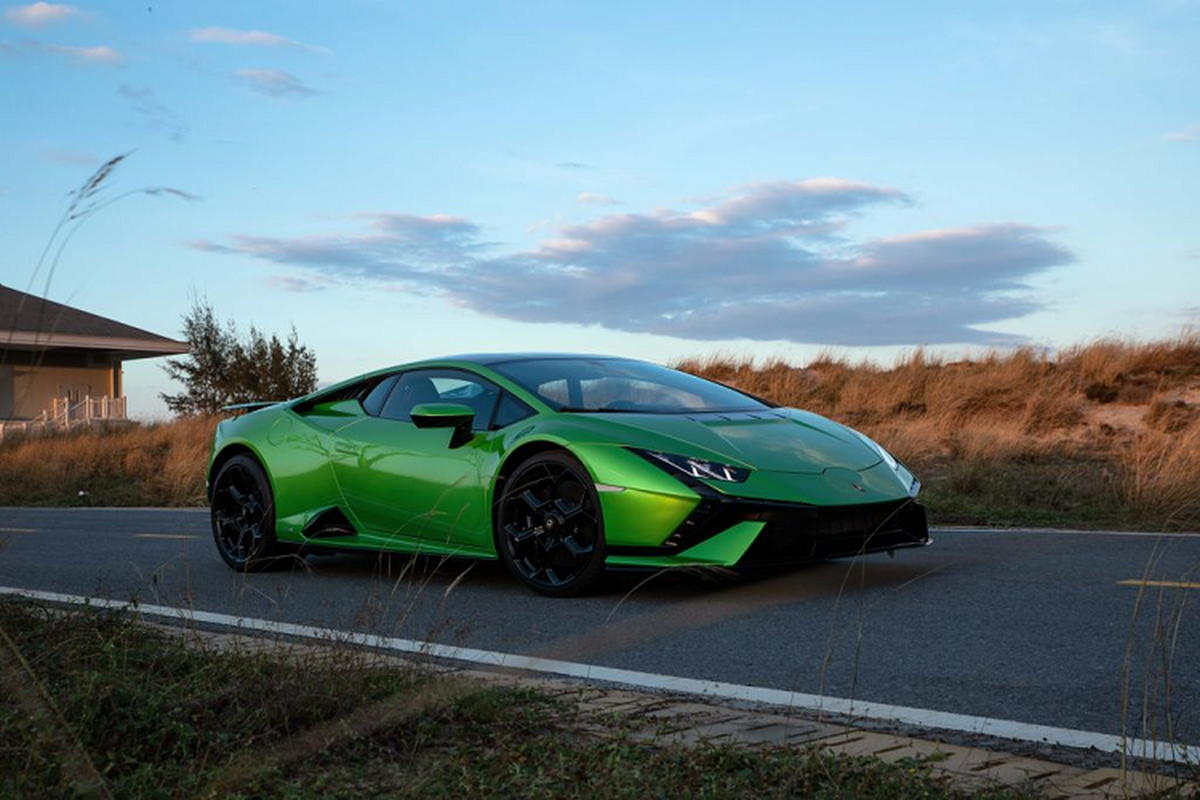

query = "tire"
495;451;607;597
210;454;290;572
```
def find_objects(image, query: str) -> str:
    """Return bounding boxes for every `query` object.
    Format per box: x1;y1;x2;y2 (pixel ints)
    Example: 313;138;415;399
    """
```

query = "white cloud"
235;68;315;98
189;26;328;55
191;179;1074;346
577;192;621;206
4;2;81;28
1164;123;1200;143
266;275;327;292
0;38;121;65
43;42;120;65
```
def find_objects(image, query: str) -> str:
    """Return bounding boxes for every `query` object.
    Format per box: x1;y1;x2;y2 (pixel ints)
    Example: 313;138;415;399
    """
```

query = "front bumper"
736;499;929;565
607;495;929;568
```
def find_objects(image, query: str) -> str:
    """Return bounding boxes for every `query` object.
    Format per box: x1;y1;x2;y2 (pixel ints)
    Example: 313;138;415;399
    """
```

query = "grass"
1;334;1198;530
0;597;1040;799
0;416;216;507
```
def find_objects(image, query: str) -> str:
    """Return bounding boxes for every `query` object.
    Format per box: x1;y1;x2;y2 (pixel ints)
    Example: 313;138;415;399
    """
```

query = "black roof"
0;284;180;342
438;352;621;365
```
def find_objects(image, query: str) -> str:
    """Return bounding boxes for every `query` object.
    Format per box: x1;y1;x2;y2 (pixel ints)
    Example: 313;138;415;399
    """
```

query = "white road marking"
133;534;200;541
1118;579;1200;590
939;526;1199;538
0;585;1192;764
0;527;36;533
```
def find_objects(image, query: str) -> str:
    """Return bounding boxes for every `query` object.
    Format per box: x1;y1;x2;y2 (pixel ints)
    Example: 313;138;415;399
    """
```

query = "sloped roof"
0;284;188;357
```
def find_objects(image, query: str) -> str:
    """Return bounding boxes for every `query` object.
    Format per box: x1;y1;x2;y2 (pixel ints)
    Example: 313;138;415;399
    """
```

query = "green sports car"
207;354;929;596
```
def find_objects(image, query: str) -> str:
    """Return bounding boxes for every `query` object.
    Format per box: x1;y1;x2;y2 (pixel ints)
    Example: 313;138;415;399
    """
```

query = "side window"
293;378;373;414
361;374;399;417
491;392;535;429
379;369;500;431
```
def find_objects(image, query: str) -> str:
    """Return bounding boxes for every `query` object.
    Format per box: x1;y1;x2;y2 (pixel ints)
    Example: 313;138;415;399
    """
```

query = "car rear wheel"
496;451;606;597
210;454;289;572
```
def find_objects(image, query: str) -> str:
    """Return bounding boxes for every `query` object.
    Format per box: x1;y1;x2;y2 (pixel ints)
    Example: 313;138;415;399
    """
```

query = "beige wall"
8;365;115;419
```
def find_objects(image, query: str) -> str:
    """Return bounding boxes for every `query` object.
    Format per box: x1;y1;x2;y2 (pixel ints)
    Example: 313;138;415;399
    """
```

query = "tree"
160;299;318;416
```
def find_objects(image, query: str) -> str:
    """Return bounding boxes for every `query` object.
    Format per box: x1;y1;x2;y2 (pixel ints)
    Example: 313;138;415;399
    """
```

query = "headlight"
635;450;750;483
851;431;899;471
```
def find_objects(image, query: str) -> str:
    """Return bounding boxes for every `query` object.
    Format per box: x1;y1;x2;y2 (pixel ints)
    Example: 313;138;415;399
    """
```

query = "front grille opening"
739;501;928;565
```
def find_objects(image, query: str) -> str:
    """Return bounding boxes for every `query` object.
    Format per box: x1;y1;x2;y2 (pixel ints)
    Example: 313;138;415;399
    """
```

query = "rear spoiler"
221;401;280;414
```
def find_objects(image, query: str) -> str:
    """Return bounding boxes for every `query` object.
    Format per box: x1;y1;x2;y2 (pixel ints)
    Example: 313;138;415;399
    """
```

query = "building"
0;284;189;433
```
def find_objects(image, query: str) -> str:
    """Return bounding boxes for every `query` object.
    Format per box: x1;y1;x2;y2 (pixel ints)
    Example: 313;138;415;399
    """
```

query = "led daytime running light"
641;450;750;483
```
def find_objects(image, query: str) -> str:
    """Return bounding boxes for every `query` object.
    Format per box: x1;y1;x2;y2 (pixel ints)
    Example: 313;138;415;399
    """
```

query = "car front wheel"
496;451;607;597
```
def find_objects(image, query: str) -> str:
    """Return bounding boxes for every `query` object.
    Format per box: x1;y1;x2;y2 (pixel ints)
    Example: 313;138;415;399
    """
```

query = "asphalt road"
1;507;1197;745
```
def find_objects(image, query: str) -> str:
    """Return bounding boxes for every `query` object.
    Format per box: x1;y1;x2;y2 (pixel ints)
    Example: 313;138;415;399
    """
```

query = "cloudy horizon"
1;1;1197;417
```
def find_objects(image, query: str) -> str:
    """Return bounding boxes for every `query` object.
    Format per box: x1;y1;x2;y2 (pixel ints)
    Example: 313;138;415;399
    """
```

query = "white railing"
51;395;127;424
0;395;128;439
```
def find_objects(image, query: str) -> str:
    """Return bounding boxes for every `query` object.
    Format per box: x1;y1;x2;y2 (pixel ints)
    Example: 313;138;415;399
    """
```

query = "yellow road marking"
133;533;200;541
1118;579;1200;590
0;527;36;534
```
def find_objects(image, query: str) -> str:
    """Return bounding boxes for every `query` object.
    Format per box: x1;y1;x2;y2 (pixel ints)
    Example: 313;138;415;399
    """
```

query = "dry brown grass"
1122;425;1200;529
1;334;1197;529
677;333;1200;530
0;416;216;507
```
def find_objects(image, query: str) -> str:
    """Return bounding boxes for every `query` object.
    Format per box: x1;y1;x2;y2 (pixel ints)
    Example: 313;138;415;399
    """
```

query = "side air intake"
302;507;358;539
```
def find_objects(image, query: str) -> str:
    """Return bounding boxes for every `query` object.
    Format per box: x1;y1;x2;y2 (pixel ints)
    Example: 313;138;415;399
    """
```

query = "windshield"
491;358;770;414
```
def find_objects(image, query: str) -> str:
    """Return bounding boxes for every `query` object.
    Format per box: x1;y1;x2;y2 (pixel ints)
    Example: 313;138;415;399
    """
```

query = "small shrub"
1145;399;1198;434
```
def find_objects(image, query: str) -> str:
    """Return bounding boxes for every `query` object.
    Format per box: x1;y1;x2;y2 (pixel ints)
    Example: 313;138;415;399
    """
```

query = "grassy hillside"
1;335;1197;529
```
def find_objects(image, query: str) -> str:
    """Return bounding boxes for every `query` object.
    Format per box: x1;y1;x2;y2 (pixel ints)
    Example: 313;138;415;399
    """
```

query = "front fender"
493;428;700;549
208;408;343;541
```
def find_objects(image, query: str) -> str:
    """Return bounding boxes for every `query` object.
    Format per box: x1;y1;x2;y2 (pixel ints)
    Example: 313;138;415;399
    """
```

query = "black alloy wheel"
210;454;287;571
496;451;606;597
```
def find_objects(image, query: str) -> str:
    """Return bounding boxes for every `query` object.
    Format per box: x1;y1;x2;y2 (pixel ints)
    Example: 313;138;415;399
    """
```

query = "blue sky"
2;1;1198;418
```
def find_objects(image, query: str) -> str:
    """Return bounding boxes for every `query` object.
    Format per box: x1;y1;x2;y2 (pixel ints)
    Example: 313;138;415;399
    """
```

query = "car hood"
573;408;881;473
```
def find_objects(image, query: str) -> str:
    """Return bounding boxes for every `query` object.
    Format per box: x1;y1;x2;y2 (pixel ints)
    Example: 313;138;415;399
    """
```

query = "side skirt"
283;512;498;561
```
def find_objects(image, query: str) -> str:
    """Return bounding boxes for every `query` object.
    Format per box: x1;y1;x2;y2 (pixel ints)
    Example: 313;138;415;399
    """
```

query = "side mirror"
411;402;475;448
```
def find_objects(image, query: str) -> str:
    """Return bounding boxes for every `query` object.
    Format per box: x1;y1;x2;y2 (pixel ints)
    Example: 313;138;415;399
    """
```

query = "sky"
1;0;1198;419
